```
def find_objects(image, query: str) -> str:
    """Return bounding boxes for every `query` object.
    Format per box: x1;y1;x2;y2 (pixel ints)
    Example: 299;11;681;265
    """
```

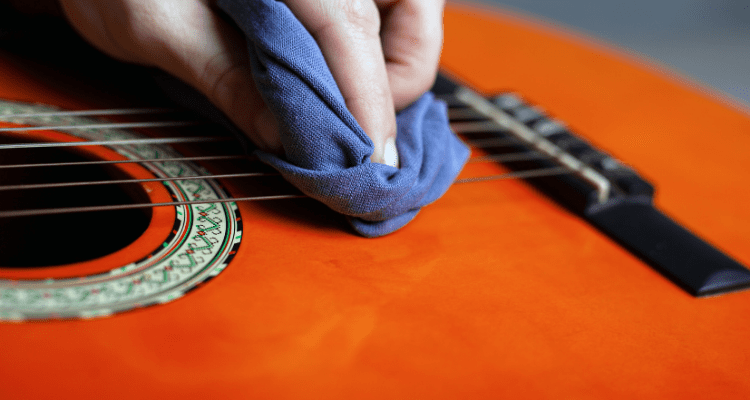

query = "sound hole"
0;135;152;267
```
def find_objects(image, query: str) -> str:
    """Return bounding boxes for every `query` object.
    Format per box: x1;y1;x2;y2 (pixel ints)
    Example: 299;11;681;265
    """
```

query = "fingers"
60;0;281;153
59;0;443;168
377;0;445;110
283;0;398;166
174;2;282;152
140;0;282;152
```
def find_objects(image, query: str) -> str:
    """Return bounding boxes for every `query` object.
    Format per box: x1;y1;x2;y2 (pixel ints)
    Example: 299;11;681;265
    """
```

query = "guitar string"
447;108;484;119
462;137;523;147
0;108;178;119
0;136;232;150
454;167;570;184
0;172;281;192
0;132;515;151
0;152;548;191
0;155;249;169
451;121;510;133
0;106;486;121
0;135;520;151
0;194;308;218
468;152;546;163
0;115;528;166
0;105;575;217
0;146;531;169
0;120;202;133
0;167;573;218
1;105;471;119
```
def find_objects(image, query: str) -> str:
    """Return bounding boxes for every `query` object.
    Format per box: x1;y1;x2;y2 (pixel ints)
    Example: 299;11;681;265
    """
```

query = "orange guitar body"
1;3;750;398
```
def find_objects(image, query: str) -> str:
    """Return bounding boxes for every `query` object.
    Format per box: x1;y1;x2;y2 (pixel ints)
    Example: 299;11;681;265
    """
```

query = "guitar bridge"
433;73;750;297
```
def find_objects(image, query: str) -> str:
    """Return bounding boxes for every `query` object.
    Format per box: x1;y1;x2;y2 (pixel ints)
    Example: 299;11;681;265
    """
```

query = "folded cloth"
218;0;469;237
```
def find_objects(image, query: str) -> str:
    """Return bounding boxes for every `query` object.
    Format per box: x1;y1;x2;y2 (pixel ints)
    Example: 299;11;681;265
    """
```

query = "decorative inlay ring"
0;101;242;321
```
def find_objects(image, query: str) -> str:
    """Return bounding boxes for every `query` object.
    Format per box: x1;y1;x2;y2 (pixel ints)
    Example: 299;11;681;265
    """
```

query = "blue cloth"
218;0;469;237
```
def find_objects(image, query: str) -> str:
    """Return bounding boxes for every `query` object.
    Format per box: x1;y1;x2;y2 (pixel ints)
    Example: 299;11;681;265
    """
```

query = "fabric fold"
218;0;469;237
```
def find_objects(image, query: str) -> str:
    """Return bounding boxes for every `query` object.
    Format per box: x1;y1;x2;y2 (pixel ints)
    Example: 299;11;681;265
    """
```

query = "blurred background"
473;0;750;106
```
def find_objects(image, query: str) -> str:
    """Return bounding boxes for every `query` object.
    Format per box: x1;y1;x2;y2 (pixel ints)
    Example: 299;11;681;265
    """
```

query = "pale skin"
57;0;446;166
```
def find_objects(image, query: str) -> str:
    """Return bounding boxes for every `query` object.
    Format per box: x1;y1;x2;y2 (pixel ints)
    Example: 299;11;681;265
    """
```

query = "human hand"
58;0;445;166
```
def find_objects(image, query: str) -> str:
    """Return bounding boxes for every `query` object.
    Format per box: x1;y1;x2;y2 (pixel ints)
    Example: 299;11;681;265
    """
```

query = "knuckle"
292;0;380;39
391;66;439;109
338;0;381;34
108;4;169;61
116;1;204;61
204;56;245;109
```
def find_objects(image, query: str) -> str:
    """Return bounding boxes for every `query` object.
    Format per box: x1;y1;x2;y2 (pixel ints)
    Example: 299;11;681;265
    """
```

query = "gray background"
472;0;750;106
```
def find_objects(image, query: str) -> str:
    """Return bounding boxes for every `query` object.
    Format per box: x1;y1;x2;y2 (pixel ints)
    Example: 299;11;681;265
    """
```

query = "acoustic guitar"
1;2;749;399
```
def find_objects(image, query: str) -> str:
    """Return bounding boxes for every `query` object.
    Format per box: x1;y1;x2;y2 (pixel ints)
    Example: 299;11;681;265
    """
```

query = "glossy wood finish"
1;3;749;399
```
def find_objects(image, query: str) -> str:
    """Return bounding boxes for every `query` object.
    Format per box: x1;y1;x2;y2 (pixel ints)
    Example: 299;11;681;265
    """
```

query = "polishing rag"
218;0;470;237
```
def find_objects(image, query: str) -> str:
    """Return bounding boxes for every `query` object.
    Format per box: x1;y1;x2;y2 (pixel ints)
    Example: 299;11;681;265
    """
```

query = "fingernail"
383;137;399;168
